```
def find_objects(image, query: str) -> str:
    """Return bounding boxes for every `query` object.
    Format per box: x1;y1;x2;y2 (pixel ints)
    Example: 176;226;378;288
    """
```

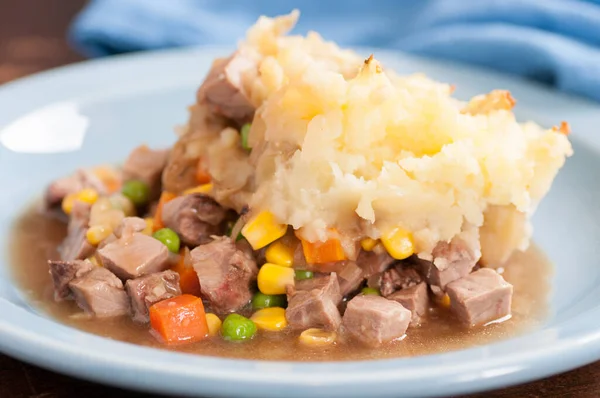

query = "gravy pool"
10;207;551;361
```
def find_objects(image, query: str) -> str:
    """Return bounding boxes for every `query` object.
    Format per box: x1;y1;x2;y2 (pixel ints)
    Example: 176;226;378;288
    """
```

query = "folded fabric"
70;0;600;101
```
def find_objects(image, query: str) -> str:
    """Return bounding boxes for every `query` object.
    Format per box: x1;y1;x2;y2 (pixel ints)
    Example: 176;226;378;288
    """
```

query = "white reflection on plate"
0;102;88;153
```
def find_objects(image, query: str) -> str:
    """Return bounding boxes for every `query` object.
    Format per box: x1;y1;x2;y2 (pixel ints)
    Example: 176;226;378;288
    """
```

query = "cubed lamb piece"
68;267;130;317
292;242;308;269
126;270;182;323
417;236;479;289
288;273;343;304
48;259;94;301
197;52;256;125
113;217;147;239
44;169;108;209
235;239;255;259
122;145;169;195
97;233;169;280
286;273;342;331
342;295;411;347
190;236;257;313
446;268;513;326
379;264;422;297
161;193;228;247
336;261;365;297
357;249;394;278
161;131;207;194
287;274;326;299
58;201;95;261
387;282;429;325
58;225;95;262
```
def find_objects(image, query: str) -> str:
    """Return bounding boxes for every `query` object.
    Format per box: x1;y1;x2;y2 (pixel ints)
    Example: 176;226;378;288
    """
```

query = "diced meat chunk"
387;282;429;325
379;264;422;297
446;268;513;326
97;233;169;280
161;136;201;194
126;270;182;322
44;169;109;209
161;112;226;195
292;242;308;269
288;273;343;304
342;295;411;347
58;226;95;262
190;236;257;313
197;52;256;125
417;235;480;289
58;201;95;261
68;267;130;317
48;259;94;301
357;249;394;278
288;274;326;298
161;193;228;247
286;273;342;331
122;145;169;195
336;261;365;297
113;217;147;239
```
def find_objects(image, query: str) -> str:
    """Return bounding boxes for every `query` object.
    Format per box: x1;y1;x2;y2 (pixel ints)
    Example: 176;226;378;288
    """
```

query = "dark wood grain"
0;0;598;397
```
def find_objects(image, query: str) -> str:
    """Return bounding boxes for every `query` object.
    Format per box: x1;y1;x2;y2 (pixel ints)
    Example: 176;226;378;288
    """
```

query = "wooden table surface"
0;1;598;397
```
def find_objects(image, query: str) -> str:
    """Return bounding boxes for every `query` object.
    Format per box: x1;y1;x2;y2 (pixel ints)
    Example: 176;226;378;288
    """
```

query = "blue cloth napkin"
70;0;600;101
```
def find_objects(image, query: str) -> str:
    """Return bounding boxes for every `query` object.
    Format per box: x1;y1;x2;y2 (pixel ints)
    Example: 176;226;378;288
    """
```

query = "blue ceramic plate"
0;47;599;398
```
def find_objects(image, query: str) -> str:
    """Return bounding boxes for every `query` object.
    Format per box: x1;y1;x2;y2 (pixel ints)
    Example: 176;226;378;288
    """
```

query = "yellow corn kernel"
257;263;295;295
61;193;77;215
265;240;293;267
142;217;154;235
205;313;222;336
241;211;287;250
299;328;337;346
183;183;213;195
440;294;451;308
86;225;112;246
62;189;99;215
250;307;288;331
381;227;414;260
360;238;378;251
76;188;99;205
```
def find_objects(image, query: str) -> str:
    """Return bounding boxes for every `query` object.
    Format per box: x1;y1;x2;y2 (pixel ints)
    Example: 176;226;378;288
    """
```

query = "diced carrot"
153;191;177;231
149;294;209;345
172;248;201;296
300;231;347;264
195;157;211;184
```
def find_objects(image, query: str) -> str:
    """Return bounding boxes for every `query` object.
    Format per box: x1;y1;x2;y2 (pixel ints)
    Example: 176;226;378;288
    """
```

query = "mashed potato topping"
191;11;572;259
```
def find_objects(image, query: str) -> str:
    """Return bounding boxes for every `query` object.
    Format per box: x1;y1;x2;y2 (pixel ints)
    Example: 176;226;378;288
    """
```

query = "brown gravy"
10;207;551;361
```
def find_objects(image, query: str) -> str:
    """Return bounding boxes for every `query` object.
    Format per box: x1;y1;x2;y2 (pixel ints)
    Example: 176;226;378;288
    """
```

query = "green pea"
152;228;181;253
252;292;287;310
121;180;150;206
361;287;381;296
295;270;314;280
240;123;251;150
221;314;257;341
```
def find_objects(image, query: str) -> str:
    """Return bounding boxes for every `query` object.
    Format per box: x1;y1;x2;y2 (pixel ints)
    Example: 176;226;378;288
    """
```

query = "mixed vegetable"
45;146;513;349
